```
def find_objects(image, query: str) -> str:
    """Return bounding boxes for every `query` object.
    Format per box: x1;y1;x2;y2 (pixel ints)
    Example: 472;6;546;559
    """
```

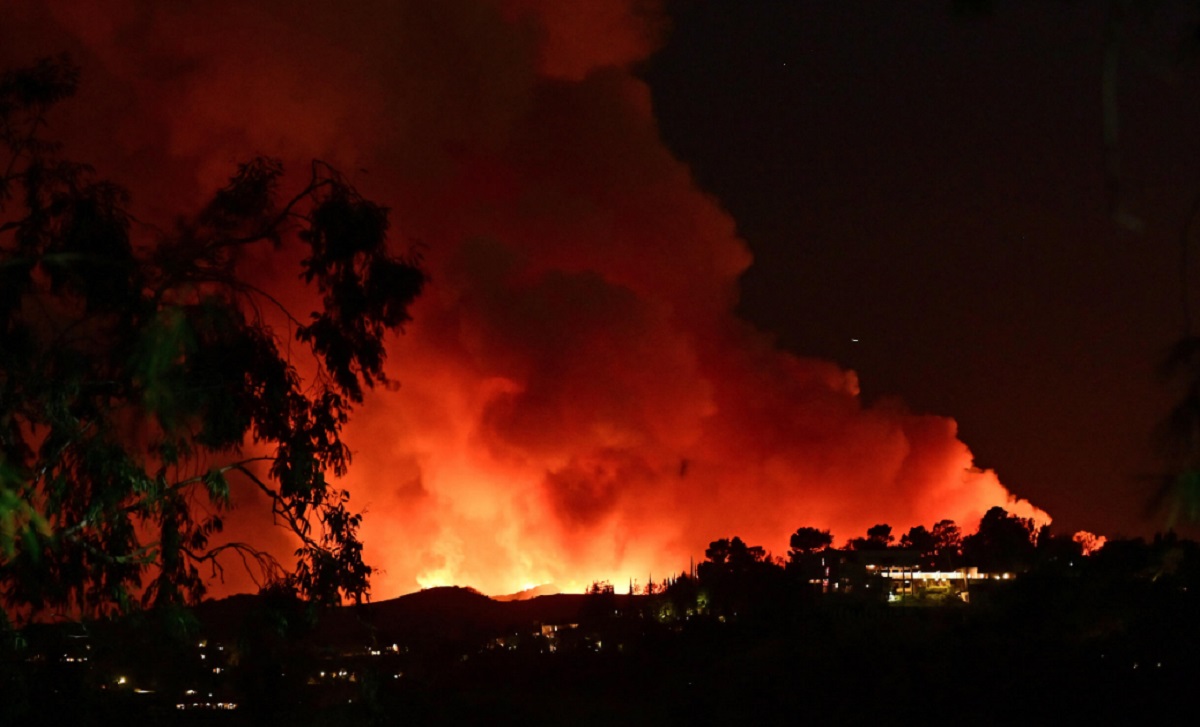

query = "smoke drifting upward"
5;0;1046;597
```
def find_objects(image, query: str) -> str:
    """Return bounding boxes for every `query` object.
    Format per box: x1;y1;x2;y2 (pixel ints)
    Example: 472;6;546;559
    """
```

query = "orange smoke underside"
5;0;1048;599
340;296;1049;597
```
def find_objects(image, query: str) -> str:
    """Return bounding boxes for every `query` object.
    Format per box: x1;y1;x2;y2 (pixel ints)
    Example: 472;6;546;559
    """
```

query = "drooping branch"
186;541;285;591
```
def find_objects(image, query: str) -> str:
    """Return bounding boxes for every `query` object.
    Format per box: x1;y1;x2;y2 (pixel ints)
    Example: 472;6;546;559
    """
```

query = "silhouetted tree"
786;527;833;588
581;580;618;627
702;536;769;573
1088;536;1153;580
0;56;425;620
662;572;700;618
847;523;894;550
899;525;933;551
642;577;664;595
899;525;936;569
898;521;963;570
587;580;615;595
962;507;1036;572
1033;525;1085;574
698;537;784;618
930;519;963;569
788;526;833;557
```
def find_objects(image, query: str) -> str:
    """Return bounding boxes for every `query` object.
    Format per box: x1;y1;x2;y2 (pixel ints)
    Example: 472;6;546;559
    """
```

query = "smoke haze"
4;0;1046;597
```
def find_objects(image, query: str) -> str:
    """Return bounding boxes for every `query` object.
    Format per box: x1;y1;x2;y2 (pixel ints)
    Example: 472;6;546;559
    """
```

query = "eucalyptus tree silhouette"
0;56;425;620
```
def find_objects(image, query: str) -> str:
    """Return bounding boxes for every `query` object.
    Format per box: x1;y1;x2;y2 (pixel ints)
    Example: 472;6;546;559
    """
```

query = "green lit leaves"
134;298;303;458
203;469;230;508
133;305;194;432
0;464;49;562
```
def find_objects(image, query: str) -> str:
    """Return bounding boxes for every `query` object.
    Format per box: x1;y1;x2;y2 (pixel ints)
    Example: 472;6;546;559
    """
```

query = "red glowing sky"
6;0;1193;597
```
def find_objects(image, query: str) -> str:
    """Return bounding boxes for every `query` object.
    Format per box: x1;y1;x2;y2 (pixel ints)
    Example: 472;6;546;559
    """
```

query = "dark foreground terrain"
5;566;1199;726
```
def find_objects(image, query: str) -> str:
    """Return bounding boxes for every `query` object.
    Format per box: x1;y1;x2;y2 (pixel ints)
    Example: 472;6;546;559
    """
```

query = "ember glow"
1073;531;1107;556
5;0;1047;598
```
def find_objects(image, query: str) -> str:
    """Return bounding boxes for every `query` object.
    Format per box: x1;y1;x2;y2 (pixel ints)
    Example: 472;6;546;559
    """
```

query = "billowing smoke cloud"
4;0;1045;597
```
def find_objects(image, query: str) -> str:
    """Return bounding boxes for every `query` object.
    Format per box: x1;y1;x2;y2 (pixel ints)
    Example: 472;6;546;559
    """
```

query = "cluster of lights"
176;701;237;710
60;642;92;663
177;689;236;710
864;565;1014;581
311;669;357;683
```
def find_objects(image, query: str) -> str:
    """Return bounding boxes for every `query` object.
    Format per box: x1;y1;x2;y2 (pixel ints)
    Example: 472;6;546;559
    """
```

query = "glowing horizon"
4;0;1048;602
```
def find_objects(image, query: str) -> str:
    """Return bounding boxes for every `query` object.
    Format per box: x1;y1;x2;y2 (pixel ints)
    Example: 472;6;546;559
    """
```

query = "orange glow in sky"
3;0;1048;599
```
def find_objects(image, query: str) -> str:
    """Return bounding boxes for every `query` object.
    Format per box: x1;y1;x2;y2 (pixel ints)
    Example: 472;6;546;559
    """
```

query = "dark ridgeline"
6;521;1200;726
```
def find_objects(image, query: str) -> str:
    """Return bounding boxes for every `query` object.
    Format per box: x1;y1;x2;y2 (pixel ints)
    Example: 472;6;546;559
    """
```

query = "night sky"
645;0;1200;538
5;0;1200;596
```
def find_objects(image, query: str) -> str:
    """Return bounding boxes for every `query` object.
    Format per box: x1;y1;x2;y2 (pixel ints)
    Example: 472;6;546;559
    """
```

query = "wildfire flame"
4;0;1048;599
1073;531;1107;556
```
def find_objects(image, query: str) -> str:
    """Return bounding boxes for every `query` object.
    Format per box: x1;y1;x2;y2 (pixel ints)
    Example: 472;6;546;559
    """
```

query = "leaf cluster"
0;56;425;620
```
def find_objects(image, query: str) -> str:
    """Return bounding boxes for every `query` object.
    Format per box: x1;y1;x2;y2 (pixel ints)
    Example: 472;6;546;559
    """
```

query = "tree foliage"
961;507;1036;572
698;536;785;618
898;525;933;554
900;520;962;570
0;56;425;619
846;523;894;551
787;526;833;557
700;536;770;575
929;519;963;569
